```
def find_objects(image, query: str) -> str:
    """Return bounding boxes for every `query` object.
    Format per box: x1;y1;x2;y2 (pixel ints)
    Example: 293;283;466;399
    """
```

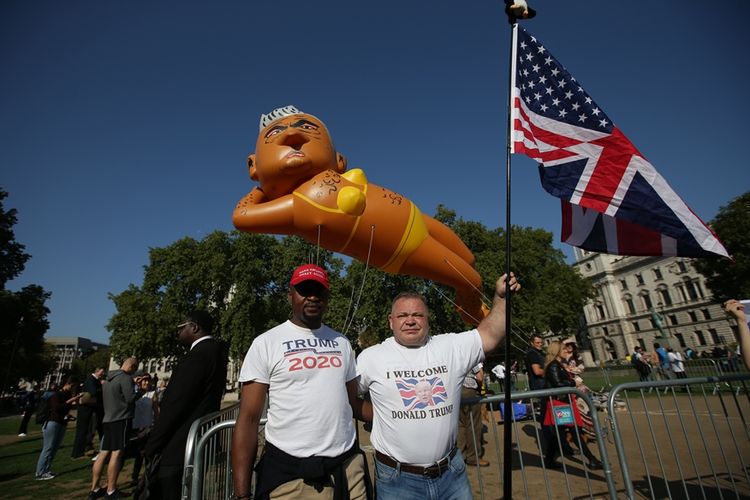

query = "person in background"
458;363;489;467
131;373;157;487
88;357;140;500
72;367;106;458
145;311;227;500
667;347;686;379
35;377;80;480
17;385;40;437
724;299;750;369
542;342;601;471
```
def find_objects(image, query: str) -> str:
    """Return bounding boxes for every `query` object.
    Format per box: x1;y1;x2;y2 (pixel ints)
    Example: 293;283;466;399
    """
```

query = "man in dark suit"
145;310;228;500
72;366;105;458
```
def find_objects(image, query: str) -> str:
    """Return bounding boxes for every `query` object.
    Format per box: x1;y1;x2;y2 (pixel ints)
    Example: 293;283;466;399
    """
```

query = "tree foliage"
693;191;750;300
0;189;54;387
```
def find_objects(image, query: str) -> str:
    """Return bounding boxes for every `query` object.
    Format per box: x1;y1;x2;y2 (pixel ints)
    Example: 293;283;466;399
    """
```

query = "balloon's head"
249;105;347;200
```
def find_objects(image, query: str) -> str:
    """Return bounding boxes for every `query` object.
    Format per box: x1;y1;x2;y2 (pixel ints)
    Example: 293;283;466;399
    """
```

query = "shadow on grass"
0;473;24;481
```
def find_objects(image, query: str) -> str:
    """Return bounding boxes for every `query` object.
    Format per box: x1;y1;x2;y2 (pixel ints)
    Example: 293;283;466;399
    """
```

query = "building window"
658;288;672;306
596;304;605;320
685;280;702;301
695;330;706;346
632;321;641;332
653;267;663;280
688;311;698;322
637;338;646;349
625;297;636;314
668;314;678;326
709;328;721;344
702;308;711;320
602;326;609;337
677;261;688;273
676;284;687;302
635;273;645;285
674;333;686;348
620;279;628;290
642;292;653;310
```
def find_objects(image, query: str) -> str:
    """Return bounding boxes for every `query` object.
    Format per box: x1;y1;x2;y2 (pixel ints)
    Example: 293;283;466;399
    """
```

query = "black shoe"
87;488;106;500
104;489;121;500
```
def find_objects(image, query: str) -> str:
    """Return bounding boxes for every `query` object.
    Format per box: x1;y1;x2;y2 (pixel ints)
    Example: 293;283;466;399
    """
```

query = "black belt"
375;447;457;478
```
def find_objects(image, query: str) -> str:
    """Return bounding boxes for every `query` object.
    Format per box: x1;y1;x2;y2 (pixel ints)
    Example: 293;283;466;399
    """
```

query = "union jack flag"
395;377;448;411
511;26;728;258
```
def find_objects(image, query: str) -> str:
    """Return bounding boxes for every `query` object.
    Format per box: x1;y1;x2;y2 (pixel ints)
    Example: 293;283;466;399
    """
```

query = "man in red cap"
232;264;370;500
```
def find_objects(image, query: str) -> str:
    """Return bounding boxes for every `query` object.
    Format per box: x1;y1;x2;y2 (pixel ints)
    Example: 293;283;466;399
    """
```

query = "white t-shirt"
357;330;483;466
133;390;155;430
239;320;357;458
668;352;685;372
492;364;506;379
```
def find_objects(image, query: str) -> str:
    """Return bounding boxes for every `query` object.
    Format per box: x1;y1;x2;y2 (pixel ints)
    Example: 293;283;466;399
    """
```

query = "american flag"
395;377;448;410
511;26;728;258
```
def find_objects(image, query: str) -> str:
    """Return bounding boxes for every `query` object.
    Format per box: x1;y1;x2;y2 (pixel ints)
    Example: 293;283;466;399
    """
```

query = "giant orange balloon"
232;105;486;324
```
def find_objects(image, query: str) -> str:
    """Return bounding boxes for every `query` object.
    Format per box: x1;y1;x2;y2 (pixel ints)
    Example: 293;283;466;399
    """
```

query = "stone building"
573;249;738;363
44;336;109;387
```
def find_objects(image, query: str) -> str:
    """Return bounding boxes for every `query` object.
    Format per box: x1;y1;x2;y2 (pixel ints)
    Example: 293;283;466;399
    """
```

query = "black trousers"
154;463;183;500
71;405;95;457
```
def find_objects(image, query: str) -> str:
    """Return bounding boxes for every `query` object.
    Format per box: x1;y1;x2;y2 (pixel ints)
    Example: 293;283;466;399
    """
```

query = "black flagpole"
503;2;534;497
502;19;515;499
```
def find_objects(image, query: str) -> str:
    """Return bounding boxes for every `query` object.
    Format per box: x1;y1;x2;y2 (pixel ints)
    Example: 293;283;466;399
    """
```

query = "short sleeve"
355;350;372;395
238;336;270;383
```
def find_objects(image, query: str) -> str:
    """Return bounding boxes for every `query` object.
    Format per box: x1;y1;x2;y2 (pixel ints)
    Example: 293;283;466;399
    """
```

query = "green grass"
0;415;135;499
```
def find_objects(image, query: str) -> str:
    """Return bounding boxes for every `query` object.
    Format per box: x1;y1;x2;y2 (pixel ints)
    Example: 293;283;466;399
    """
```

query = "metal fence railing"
182;402;241;500
182;373;750;499
608;374;750;500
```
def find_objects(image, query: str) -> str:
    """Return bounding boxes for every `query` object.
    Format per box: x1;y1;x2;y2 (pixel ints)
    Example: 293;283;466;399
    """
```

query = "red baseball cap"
290;264;329;290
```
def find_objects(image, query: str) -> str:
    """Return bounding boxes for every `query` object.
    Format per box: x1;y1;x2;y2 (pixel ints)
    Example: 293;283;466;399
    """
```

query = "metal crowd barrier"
182;402;242;500
463;388;618;499
184;374;749;499
608;373;750;500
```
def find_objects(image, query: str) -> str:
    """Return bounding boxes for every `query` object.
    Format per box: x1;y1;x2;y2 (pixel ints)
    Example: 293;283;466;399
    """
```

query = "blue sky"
2;1;747;344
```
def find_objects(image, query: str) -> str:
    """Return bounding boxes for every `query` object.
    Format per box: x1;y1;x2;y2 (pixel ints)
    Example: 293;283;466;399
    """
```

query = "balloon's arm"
232;191;294;232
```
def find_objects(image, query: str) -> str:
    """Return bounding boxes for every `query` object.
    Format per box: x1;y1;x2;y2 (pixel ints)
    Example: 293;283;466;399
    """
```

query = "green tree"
0;189;54;388
693;191;750;300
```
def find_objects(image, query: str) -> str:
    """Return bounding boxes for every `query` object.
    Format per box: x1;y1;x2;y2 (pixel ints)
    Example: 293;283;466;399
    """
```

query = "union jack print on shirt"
395;377;448;410
510;26;728;258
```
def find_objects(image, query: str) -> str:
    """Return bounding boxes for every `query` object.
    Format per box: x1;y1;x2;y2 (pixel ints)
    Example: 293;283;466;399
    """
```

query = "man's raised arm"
477;273;520;353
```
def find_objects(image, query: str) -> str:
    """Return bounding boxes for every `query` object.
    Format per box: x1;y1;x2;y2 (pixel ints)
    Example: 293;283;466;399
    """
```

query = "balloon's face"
252;113;340;199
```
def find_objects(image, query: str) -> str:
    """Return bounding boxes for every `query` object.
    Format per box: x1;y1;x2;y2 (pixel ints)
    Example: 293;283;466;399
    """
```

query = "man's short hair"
530;334;543;343
186;310;213;335
391;292;428;311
